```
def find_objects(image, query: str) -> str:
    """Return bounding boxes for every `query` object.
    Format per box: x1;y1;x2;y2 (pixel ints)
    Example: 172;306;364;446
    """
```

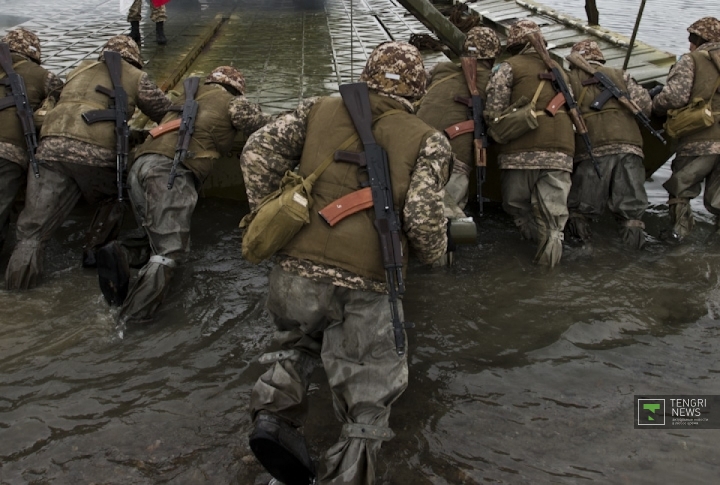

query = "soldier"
0;28;63;252
96;66;274;326
241;42;451;484
128;0;167;46
485;19;575;267
4;35;171;290
653;17;720;241
565;39;652;249
416;26;501;216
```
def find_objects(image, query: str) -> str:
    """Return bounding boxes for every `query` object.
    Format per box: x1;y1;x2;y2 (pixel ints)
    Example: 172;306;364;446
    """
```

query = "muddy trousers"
662;154;720;238
119;154;197;324
5;161;116;289
127;0;167;23
501;168;571;268
567;153;648;249
250;266;409;485
0;158;24;248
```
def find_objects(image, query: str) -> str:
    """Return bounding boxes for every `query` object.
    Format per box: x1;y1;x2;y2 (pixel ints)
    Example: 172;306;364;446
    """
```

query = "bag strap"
66;61;102;84
531;80;548;117
307;109;404;182
416;71;463;109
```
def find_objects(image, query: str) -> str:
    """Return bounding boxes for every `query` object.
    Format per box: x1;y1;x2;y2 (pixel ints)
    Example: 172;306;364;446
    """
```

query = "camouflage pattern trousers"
5;160;116;290
663;154;720;238
250;266;409;485
119;153;198;324
127;0;167;23
567;153;648;249
0;158;24;248
501;168;571;268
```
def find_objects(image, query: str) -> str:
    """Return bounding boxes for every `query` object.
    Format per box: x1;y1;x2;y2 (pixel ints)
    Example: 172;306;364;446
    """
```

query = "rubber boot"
129;21;141;46
97;241;131;306
155;22;167;45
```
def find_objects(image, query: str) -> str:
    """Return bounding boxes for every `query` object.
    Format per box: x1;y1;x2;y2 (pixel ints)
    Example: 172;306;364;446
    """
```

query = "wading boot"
97;241;131;306
155;22;167;45
249;412;316;485
129;21;141;46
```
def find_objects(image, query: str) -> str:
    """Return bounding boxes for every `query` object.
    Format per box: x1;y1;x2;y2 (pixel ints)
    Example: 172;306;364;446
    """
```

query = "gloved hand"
445;172;470;210
647;85;663;99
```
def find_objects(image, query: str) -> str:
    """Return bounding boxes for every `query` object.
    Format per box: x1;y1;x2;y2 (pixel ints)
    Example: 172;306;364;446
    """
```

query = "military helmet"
507;19;542;48
101;35;142;69
687;17;720;44
571;39;605;63
463;26;501;60
2;28;41;64
359;41;426;98
205;66;246;95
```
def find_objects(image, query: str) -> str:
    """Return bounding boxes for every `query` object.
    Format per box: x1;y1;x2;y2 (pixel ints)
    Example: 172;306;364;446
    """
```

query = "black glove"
647;85;663;99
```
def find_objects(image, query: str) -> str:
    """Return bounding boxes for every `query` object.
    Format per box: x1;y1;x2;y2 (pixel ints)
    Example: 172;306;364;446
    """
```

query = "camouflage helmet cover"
571;39;605;63
101;35;142;69
360;41;427;98
2;28;41;64
463;26;501;60
205;66;246;95
687;17;720;43
507;19;542;48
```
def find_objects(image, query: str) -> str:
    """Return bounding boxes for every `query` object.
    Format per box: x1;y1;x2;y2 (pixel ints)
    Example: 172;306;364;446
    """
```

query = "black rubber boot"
97;241;131;307
155;22;167;45
249;412;316;485
130;21;141;46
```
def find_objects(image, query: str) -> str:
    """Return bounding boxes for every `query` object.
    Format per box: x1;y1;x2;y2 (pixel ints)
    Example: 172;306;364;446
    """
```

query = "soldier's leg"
249;266;331;484
608;153;648;249
566;155;613;242
501;169;539;242
150;5;167;45
320;288;408;485
532;170;571;268
0;159;25;249
5;161;81;289
115;154;197;324
127;0;142;45
662;155;715;239
701;155;720;232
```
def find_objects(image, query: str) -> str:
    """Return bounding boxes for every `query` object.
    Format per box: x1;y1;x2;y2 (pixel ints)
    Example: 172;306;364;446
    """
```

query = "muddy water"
2;0;720;483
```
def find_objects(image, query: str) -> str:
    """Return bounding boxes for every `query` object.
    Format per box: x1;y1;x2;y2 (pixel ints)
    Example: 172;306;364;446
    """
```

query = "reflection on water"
1;0;720;483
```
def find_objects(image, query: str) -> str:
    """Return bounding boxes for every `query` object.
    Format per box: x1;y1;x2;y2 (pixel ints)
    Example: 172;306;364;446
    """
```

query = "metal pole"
623;0;647;71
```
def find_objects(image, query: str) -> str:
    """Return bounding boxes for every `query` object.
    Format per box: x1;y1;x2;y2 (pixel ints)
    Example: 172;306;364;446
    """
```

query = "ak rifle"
338;82;411;356
566;52;666;145
528;33;602;179
458;55;488;214
81;50;129;202
0;42;40;177
167;76;200;189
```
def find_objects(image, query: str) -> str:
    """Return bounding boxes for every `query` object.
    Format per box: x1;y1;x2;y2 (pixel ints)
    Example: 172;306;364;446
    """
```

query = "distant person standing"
653;17;720;241
128;0;167;46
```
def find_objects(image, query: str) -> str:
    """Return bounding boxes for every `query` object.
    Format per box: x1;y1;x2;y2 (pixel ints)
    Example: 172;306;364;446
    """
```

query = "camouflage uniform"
653;17;720;239
127;0;167;23
565;40;652;249
244;42;450;485
5;36;171;290
117;67;273;325
417;26;500;217
0;28;63;251
485;20;574;267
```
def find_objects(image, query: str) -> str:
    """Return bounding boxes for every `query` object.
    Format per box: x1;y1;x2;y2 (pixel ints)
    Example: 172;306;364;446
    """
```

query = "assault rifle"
81;50;129;202
458;55;488;214
339;82;411;356
528;33;602;178
0;42;40;177
566;52;666;145
167;76;200;189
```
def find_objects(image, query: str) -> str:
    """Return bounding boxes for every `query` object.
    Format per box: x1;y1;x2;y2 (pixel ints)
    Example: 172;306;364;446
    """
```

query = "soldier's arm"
625;72;652;117
403;131;452;265
240;98;318;209
135;72;173;123
44;71;63;102
228;96;276;137
652;53;694;116
484;62;513;115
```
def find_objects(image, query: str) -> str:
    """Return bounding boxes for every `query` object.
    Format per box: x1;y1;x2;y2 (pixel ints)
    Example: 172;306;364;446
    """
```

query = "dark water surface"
2;0;720;483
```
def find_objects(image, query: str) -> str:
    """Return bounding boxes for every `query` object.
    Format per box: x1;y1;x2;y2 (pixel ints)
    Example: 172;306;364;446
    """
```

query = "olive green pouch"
664;96;716;139
487;81;545;144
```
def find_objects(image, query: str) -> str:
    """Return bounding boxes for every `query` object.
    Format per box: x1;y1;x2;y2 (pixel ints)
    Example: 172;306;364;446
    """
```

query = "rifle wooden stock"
318;187;373;226
149;117;181;138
